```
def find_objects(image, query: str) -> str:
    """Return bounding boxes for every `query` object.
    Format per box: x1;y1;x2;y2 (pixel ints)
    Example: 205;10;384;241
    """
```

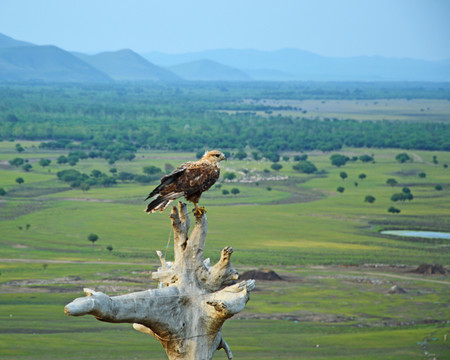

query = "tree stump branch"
65;202;255;360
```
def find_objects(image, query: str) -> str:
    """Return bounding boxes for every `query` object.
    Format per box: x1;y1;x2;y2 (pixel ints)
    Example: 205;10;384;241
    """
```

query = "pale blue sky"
0;0;449;60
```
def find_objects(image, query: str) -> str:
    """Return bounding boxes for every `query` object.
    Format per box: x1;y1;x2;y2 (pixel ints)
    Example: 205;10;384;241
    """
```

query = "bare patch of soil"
412;264;447;275
240;269;283;281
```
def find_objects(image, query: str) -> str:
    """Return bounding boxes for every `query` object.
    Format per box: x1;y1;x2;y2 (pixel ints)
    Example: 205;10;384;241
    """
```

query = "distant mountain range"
0;33;449;83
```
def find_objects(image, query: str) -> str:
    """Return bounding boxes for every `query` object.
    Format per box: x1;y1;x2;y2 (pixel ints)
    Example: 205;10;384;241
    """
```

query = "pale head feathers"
201;150;226;164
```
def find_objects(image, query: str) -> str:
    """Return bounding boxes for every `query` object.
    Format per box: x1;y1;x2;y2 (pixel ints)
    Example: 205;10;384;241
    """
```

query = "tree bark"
65;202;255;360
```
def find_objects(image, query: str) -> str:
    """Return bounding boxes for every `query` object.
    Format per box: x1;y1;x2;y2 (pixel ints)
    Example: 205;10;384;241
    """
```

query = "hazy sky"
0;0;449;60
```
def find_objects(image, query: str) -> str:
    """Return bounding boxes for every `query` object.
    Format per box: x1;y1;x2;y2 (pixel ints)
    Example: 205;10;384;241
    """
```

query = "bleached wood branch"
65;202;254;360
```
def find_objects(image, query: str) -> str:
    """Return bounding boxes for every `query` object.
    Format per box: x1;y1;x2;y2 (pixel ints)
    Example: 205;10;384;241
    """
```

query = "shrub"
395;153;412;163
359;155;374;163
271;163;283;171
388;206;401;214
337;186;345;193
364;195;376;203
88;233;99;245
330;154;349;167
143;165;162;175
223;172;236;181
292;161;317;174
386;178;398;187
435;184;443;191
39;158;51;167
294;154;308;161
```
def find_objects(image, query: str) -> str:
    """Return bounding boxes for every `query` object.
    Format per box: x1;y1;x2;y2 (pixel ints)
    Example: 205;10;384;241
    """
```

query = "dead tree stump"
64;202;255;359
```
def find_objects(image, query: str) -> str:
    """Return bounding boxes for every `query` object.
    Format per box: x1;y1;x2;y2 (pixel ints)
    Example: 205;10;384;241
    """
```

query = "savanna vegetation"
0;82;449;360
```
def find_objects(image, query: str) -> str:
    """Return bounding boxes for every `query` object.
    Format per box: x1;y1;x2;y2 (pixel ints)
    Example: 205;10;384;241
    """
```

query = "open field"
240;99;450;122
1;142;449;359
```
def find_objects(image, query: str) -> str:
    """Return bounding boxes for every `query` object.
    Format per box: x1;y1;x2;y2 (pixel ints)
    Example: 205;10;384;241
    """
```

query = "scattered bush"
395;153;412;163
364;195;376;203
388;206;401;214
330;154;349;167
292;161;317;174
271;163;283;171
386;178;398;187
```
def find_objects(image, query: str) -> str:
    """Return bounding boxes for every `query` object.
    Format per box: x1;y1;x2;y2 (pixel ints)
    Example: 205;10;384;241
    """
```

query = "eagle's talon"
193;206;207;217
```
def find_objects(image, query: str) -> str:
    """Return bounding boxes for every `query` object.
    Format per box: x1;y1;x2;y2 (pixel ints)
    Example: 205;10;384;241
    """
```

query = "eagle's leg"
193;203;207;217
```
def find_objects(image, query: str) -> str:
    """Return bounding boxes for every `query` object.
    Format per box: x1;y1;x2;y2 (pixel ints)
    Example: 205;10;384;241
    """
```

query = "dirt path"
1;258;448;285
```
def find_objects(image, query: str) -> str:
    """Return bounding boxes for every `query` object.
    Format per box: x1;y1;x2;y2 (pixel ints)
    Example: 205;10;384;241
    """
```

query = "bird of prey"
145;150;226;215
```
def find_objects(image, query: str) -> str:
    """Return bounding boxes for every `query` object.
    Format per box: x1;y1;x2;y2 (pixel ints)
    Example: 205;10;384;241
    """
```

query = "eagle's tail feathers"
145;193;183;214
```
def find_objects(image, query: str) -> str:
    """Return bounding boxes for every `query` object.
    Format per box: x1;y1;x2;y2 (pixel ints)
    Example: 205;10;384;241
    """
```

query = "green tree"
395;153;412;163
263;152;280;163
358;173;366;180
251;152;261;160
294;154;308;161
234;150;247;160
0;188;6;196
231;188;240;195
223;172;236;181
9;158;24;167
15;177;24;184
418;172;426;178
22;164;32;172
388;206;401;214
57;155;68;164
15;143;24;153
39;158;51;167
106;245;113;253
222;189;229;195
292;161;317;174
143;165;162;175
88;233;99;246
402;187;411;194
386;178;398;187
435;184;443;191
81;183;91;193
339;171;348;181
359;155;373;163
337;186;345;193
330;154;349;167
364;195;376;203
271;163;283;171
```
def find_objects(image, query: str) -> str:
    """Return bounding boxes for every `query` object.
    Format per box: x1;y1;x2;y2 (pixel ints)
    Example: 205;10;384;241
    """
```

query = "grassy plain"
240;99;450;122
1;141;449;359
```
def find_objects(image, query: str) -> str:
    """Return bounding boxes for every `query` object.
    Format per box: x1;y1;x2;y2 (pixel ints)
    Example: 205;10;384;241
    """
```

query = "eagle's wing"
181;162;220;193
144;163;192;201
144;161;219;213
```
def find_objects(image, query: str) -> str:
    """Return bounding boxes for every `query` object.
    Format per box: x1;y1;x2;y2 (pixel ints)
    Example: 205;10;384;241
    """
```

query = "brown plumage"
145;150;226;214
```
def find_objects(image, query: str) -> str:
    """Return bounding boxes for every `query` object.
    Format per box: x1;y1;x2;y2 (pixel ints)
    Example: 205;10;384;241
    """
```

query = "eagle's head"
202;150;226;164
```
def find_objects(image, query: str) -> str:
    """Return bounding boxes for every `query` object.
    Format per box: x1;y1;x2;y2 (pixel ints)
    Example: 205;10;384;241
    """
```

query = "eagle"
145;150;226;215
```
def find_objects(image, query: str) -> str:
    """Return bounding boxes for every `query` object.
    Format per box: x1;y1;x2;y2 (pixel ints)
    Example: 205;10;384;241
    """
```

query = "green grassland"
1;142;449;359
239;99;450;122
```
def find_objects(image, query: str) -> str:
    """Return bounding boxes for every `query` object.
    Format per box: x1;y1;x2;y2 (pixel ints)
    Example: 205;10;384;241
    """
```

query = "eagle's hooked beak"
220;153;227;161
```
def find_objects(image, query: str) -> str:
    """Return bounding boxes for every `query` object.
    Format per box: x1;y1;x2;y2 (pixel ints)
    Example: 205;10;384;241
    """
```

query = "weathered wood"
65;202;255;359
